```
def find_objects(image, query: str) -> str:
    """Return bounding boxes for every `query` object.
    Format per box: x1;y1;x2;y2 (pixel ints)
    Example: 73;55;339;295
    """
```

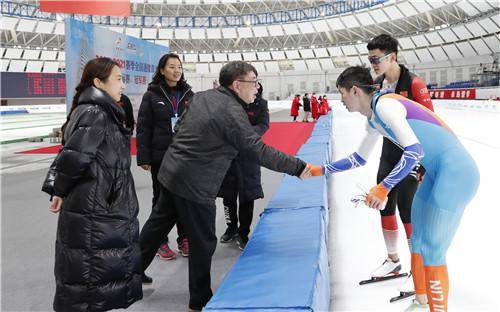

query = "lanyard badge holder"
171;114;179;133
171;90;181;133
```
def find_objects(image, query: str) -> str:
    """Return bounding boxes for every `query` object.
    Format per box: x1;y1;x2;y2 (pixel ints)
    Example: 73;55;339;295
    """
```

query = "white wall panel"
199;53;213;62
190;28;205;40
174;28;190;39
469;38;491;55
17;19;36;32
442;44;463;59
238;27;253;38
314;48;329;58
456;41;476;57
206;28;222;39
228;53;242;61
271;51;286;60
219;28;235;39
242;52;257;61
213;53;227;62
35;21;55;34
8;60;27;72
253;26;268;37
5;48;23;59
158;29;173;39
22;50;41;60
125;27;141;38
26;60;43;72
141;28;157;39
196;63;209;74
41;50;57;60
298;22;315;34
267;25;284;37
265;61;280;72
285;50;300;59
257;51;271;61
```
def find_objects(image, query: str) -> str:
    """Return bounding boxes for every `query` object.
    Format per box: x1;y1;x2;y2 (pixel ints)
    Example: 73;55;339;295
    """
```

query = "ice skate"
359;258;407;285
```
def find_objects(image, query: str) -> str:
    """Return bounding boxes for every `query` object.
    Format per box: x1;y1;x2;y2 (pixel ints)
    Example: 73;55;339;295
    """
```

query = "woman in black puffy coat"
42;57;142;311
136;53;194;261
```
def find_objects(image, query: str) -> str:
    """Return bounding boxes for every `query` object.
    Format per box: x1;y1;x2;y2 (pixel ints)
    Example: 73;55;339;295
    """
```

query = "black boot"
220;227;238;243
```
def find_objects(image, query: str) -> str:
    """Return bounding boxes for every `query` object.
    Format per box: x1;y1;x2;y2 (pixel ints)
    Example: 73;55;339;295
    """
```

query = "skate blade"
390;291;415;303
359;272;409;285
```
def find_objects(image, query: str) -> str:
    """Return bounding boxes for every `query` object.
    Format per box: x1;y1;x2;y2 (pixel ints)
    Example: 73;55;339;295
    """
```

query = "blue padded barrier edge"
204;112;333;311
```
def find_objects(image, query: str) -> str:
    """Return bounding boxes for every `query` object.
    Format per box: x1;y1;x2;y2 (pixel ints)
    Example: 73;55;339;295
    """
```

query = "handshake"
299;163;324;180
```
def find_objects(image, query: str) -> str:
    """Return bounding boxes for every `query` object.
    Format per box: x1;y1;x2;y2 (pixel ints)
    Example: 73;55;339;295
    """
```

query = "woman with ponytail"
42;57;142;311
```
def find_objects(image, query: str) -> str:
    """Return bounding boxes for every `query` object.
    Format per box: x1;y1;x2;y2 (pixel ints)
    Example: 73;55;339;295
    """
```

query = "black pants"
139;186;217;310
151;164;185;244
377;159;418;223
223;193;254;239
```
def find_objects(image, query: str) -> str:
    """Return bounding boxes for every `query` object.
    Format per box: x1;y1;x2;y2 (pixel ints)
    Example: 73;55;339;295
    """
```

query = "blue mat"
204;113;332;312
205;206;329;311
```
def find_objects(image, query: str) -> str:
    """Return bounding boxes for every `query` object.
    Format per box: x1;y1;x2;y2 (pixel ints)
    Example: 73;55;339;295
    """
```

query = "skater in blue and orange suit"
303;66;479;312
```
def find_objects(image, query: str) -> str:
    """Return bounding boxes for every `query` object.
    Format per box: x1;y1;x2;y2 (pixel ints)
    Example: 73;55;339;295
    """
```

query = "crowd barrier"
205;113;332;312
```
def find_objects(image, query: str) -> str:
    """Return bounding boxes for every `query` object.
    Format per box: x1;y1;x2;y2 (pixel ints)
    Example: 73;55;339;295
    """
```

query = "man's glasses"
237;79;261;87
368;53;392;65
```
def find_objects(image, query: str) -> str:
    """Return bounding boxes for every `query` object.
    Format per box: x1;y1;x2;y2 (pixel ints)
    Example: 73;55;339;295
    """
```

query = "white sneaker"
398;272;415;293
404;299;429;311
370;258;401;278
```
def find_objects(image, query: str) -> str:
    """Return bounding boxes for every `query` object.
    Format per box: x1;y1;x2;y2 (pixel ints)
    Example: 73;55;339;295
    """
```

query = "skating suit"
367;92;480;266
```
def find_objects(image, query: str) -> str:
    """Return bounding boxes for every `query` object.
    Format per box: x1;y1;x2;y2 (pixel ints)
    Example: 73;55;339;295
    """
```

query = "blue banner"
65;18;168;111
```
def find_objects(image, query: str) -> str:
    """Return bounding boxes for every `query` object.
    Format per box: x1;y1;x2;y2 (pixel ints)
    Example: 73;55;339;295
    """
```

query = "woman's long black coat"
42;87;142;311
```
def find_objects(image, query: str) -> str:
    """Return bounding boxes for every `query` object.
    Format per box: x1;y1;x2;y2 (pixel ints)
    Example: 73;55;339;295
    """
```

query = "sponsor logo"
430;280;445;312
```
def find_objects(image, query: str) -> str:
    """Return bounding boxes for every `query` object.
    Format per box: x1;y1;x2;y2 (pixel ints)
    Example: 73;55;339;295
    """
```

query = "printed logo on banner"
115;37;124;52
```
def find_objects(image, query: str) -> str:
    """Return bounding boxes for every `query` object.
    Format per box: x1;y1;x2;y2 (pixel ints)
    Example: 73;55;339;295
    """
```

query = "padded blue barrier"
205;113;332;312
205;207;330;312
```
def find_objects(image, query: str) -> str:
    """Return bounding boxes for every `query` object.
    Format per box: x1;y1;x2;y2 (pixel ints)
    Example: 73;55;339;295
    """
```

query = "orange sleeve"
411;77;434;112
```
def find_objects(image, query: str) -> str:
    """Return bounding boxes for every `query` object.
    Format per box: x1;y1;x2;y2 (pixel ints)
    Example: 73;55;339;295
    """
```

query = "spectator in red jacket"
311;92;319;121
290;94;301;121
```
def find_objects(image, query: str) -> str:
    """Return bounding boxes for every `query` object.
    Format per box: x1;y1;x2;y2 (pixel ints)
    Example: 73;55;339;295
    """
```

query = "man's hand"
365;184;389;210
300;163;323;180
140;164;151;171
49;196;63;213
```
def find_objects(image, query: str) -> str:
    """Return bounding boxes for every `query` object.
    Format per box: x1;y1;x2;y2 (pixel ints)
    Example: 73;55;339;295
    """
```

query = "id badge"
171;114;179;133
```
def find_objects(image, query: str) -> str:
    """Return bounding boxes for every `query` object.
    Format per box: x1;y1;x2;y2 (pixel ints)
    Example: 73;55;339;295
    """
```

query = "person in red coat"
322;95;330;111
290;94;301;121
311;92;319;121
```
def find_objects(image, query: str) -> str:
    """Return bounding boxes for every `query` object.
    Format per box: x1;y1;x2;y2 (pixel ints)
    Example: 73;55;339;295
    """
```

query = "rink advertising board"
65;18;168;111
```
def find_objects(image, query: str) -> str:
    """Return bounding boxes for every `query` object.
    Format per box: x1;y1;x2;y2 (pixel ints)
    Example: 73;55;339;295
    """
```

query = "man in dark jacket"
218;82;269;250
139;61;313;311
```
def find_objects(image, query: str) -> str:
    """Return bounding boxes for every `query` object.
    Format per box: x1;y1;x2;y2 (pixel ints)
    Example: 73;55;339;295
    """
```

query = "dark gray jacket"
158;87;306;204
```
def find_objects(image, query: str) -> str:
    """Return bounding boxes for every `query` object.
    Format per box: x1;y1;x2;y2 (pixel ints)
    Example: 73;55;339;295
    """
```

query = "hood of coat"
78;86;126;129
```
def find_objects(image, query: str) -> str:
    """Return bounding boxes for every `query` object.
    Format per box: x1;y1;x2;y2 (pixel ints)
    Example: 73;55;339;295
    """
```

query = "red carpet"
17;122;314;156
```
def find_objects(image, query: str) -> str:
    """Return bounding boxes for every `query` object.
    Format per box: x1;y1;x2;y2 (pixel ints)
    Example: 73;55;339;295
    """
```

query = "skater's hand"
49;196;63;213
365;184;389;210
300;163;323;180
140;164;151;171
